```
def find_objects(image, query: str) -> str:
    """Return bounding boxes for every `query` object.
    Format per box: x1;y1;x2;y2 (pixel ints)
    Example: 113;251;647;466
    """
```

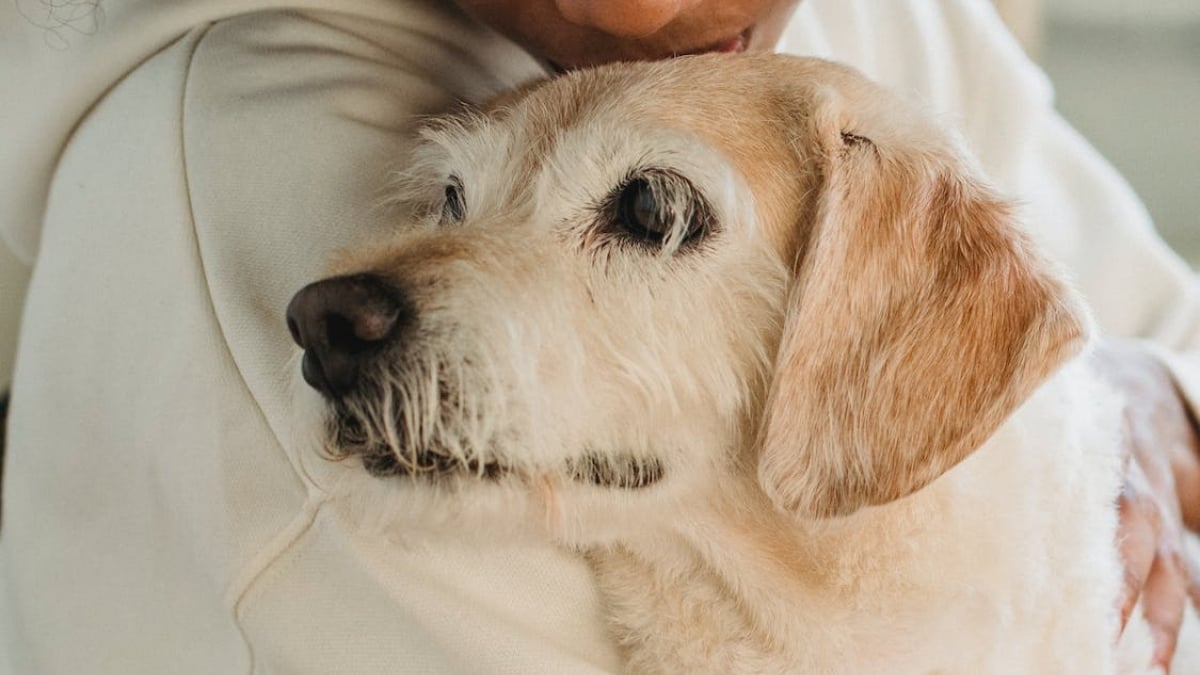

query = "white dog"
287;54;1198;674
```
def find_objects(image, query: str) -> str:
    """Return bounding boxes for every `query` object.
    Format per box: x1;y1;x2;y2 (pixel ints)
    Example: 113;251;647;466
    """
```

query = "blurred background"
998;0;1200;265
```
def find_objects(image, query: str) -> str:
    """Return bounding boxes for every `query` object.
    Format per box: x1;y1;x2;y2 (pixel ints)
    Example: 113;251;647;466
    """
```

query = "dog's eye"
616;178;670;242
442;175;466;223
611;170;711;249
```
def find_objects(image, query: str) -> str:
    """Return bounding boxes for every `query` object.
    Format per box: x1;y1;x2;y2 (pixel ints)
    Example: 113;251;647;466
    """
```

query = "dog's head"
287;55;1086;538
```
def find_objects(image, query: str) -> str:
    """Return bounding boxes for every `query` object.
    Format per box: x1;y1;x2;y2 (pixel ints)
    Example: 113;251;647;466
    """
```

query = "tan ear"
758;136;1088;519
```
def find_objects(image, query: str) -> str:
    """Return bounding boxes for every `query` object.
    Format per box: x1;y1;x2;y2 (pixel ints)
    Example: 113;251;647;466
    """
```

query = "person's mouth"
689;26;753;55
547;26;754;74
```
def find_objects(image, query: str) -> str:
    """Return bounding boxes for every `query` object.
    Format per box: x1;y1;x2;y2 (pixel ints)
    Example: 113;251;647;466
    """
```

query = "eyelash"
442;175;465;223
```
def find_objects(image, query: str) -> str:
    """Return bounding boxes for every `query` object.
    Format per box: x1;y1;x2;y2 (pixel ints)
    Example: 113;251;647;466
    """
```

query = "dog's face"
288;55;1086;543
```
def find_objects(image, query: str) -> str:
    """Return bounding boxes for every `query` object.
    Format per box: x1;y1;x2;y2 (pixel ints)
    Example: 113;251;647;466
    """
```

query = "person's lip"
688;26;754;56
548;26;755;73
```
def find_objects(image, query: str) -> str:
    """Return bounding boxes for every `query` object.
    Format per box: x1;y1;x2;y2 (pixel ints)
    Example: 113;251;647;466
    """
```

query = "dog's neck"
591;439;1015;667
587;364;1131;673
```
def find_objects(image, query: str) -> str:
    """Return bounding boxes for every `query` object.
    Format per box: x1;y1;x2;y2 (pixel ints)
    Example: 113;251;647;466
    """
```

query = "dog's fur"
294;55;1198;673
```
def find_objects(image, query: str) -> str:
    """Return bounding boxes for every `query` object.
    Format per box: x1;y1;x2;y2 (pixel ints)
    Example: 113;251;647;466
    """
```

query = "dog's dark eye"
617;178;670;242
610;170;711;249
442;175;466;223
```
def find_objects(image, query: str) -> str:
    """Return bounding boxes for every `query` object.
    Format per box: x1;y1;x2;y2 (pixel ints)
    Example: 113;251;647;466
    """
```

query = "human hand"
1094;338;1200;670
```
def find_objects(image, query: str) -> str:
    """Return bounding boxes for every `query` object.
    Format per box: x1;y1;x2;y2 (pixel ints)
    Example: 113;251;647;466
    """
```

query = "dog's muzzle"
287;273;667;490
286;273;407;399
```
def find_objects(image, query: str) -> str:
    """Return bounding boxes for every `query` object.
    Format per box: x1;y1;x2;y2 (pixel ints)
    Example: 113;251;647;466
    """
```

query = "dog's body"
588;360;1134;673
288;54;1198;673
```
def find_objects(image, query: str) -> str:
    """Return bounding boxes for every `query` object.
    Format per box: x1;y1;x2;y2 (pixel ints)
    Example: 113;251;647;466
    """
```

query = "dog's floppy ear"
757;120;1088;519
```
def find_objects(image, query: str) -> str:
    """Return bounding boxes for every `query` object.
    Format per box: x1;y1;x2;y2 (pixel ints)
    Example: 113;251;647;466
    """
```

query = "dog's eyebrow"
840;131;873;146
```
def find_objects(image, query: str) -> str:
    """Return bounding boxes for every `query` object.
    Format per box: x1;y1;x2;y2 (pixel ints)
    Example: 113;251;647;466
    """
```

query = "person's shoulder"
780;0;1041;93
777;0;1053;188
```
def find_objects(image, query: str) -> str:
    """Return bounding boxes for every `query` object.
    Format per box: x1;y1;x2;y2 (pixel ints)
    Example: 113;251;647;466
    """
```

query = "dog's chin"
326;408;666;490
566;453;665;490
359;445;509;480
323;411;507;480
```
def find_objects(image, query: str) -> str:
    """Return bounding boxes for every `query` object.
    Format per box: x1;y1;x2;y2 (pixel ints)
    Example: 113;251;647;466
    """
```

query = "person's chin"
546;28;758;73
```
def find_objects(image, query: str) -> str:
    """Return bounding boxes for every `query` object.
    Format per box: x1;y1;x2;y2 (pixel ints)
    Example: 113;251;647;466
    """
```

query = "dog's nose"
286;274;404;397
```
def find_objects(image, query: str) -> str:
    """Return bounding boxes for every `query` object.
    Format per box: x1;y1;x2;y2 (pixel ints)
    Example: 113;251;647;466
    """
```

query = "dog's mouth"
327;411;664;489
327;412;504;479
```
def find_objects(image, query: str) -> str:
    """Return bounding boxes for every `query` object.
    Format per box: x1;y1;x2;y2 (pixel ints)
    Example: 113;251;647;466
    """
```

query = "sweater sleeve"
1020;105;1200;402
0;242;29;391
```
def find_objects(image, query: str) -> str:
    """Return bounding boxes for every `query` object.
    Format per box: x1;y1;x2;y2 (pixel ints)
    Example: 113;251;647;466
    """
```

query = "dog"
287;54;1198;673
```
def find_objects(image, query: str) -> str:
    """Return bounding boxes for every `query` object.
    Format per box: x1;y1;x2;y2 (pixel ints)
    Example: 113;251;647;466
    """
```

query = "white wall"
1047;0;1200;24
1041;0;1200;265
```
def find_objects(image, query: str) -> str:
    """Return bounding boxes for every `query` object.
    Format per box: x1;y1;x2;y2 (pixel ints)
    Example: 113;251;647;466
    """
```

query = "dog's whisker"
380;386;403;462
393;375;414;456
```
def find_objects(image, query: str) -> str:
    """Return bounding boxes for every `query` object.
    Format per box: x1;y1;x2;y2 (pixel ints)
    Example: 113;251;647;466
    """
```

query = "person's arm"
0;4;620;673
1018;102;1200;669
0;241;28;525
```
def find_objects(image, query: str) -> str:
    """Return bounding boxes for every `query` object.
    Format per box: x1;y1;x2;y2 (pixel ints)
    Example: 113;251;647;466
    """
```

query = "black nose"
286;274;405;397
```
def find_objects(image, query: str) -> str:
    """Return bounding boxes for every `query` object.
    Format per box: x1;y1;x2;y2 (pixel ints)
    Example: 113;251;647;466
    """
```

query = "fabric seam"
178;23;331;674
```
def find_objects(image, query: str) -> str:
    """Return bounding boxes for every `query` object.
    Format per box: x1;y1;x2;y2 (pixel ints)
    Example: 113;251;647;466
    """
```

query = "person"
1;0;1198;671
